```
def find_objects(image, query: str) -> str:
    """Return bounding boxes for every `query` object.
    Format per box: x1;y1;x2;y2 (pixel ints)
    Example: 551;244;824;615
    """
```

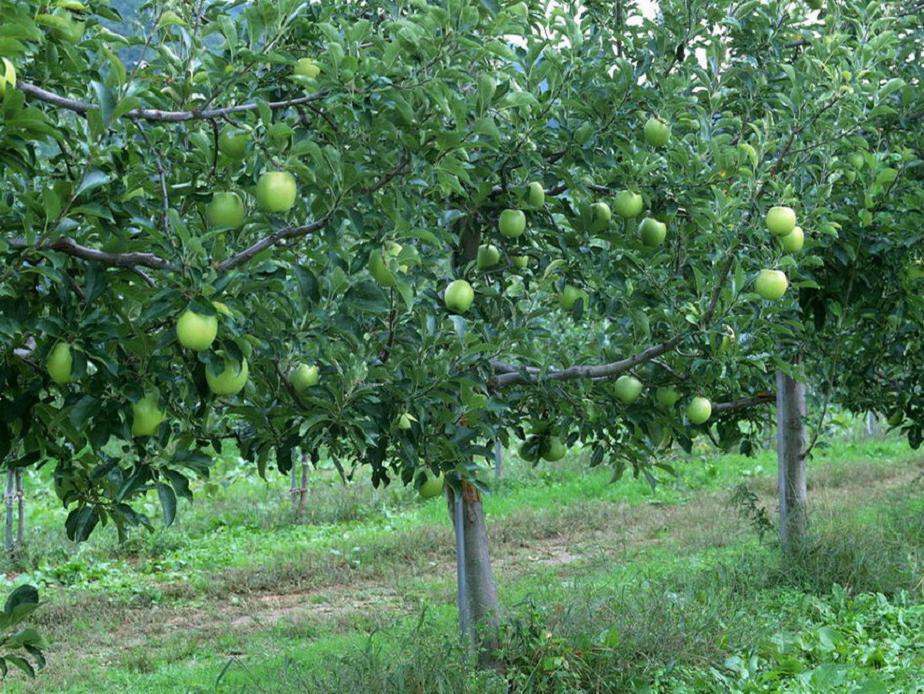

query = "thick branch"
492;334;684;387
9;236;178;271
712;392;775;414
17;82;327;122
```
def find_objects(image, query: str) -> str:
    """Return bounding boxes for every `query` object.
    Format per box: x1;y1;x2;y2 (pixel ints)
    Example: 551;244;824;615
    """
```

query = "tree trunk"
290;465;298;515
776;368;808;554
296;456;309;520
15;470;23;549
4;469;14;556
448;483;500;667
865;411;877;438
493;437;502;481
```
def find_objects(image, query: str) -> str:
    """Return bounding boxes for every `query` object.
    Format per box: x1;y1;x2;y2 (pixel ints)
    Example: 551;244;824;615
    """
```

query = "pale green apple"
614;375;643;404
686;396;712;424
765;206;796;236
643;117;670;147
176;310;218;351
131;393;166;437
256;171;297;213
755;269;789;300
499;209;526;238
206;357;249;396
46;342;73;385
614;190;643;218
444;279;474;313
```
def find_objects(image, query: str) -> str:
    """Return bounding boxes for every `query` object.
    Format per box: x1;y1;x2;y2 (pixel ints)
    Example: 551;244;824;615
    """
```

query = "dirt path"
27;456;924;689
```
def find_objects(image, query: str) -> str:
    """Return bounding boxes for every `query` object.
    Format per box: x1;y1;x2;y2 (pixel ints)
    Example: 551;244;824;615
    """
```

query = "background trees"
0;0;921;662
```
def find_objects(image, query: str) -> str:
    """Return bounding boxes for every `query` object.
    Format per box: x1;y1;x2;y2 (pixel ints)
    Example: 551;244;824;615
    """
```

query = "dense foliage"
0;0;920;539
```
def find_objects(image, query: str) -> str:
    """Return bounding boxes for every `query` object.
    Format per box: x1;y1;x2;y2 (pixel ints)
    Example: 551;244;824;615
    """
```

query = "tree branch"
16;82;327;122
491;334;685;387
713;392;775;414
216;215;331;272
9;236;178;271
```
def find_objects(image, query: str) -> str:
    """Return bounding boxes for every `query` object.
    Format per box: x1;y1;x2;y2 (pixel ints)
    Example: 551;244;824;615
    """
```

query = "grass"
1;424;923;692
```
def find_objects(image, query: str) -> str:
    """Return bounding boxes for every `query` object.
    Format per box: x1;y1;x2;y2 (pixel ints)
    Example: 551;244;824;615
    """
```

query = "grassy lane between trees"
2;433;923;692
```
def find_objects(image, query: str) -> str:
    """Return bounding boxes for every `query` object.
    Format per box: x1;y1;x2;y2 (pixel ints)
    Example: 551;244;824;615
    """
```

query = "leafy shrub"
0;584;44;679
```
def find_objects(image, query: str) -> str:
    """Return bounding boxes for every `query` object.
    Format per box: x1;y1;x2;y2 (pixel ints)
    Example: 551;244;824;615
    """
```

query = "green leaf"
157;482;177;527
74;170;110;199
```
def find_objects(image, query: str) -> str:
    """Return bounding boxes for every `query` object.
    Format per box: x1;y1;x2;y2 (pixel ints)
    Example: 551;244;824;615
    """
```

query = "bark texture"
449;483;501;667
776;368;808;553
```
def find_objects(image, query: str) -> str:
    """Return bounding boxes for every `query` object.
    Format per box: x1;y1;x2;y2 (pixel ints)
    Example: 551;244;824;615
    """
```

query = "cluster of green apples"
518;433;567;463
613;375;713;425
207;160;298;228
437;180;547;315
205;56;320;230
550;117;673;312
755;205;803;301
46;297;318;438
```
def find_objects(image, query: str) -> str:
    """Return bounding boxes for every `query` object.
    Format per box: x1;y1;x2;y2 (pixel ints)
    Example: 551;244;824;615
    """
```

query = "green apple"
218;128;248;159
526;181;545;207
614;375;643;404
643;117;670;147
739;142;758;168
755;269;789;300
0;58;16;95
886;410;904;427
656;386;681;408
206;192;245;229
848;152;865;170
369;248;396;288
477;244;501;269
541;436;567;462
206;357;249;396
512;255;530;269
559;285;587;311
176;309;218;351
588;202;612;232
256;171;297;213
46;342;73;385
614;190;643;218
444;279;474;313
294;58;320;79
638;217;667;247
418;471;444;499
499;209;526;238
765;206;796;236
290;363;319;392
686;396;712;425
131;393;166;437
779;226;804;252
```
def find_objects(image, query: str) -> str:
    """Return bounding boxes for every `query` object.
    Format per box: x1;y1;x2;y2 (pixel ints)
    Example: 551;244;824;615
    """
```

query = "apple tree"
0;0;921;663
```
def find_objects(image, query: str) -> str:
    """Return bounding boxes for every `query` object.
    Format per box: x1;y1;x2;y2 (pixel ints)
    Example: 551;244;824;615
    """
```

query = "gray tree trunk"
290;465;298;515
776;368;808;554
448;483;500;667
493;437;502;481
15;471;23;548
4;469;14;556
296;456;309;520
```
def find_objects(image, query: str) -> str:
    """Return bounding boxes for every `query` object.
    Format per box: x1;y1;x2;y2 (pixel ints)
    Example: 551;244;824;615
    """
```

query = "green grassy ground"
2;429;923;692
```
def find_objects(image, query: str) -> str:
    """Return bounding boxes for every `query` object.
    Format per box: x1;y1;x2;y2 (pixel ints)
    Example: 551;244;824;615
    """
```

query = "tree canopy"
0;0;921;540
